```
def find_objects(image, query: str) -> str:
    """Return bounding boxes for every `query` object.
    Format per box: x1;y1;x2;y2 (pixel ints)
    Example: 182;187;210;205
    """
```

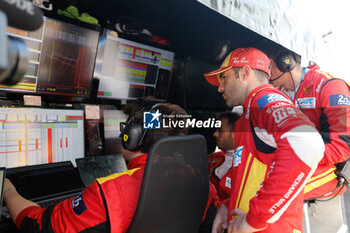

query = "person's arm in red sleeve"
5;179;108;233
318;79;350;165
243;93;324;230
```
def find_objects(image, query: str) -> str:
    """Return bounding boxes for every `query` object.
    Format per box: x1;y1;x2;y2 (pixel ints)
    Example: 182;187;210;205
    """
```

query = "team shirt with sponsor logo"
226;84;324;233
290;65;350;199
209;151;233;201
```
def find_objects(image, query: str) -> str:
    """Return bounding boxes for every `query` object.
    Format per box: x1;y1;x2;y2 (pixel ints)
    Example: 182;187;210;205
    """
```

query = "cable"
313;184;346;202
269;70;301;110
288;71;304;112
289;71;296;93
306;177;347;202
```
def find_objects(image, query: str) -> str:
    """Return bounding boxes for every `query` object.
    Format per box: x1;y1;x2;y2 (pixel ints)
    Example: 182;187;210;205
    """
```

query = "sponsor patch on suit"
72;193;87;216
225;177;231;188
257;94;291;110
330;94;350;106
296;98;316;109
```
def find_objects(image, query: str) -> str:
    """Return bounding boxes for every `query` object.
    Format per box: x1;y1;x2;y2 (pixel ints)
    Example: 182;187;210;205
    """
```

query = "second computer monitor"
94;30;174;101
103;109;128;155
3;17;99;97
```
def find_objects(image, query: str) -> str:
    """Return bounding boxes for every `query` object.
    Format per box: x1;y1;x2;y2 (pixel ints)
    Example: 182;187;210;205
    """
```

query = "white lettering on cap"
232;57;248;64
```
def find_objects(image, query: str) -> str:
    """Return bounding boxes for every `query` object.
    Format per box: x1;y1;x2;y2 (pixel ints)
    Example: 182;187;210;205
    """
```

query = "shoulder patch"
329;94;350;106
72;193;87;216
256;93;291;110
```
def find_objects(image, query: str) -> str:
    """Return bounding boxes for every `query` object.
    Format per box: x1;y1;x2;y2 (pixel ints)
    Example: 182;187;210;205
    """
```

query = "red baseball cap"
203;47;271;86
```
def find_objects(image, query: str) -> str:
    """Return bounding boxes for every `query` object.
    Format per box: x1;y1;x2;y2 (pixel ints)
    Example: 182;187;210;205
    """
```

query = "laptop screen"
76;154;127;187
0;167;6;218
6;162;85;202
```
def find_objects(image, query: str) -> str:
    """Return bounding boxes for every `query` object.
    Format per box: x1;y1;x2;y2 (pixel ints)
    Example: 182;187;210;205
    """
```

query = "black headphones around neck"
275;52;296;73
119;102;162;151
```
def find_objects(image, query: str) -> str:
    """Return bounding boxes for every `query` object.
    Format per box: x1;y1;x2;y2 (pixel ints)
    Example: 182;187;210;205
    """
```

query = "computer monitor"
94;30;175;100
2;17;99;97
0;108;84;168
6;162;86;209
0;167;5;220
76;154;127;187
103;109;128;155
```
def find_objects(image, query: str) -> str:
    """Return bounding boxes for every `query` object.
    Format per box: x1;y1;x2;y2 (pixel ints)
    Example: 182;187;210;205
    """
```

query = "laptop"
6;161;85;208
0;168;6;222
76;154;127;187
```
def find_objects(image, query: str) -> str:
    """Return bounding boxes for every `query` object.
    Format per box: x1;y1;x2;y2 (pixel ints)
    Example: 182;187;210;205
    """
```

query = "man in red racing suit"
209;151;233;201
4;102;218;233
266;47;350;200
9;154;148;233
209;112;240;201
204;47;324;233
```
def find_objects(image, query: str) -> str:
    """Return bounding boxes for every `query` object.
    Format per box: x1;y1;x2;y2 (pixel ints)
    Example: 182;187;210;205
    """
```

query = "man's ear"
240;65;252;81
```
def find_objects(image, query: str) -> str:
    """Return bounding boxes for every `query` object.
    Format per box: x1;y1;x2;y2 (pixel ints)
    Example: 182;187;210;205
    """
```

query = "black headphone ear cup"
120;102;162;152
120;122;143;151
276;53;296;72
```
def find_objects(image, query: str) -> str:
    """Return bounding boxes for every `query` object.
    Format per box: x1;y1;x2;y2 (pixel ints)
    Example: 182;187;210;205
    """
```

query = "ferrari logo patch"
123;134;129;142
303;86;312;95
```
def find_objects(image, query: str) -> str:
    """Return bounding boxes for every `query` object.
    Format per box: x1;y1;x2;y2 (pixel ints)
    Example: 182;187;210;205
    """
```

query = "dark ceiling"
48;0;270;64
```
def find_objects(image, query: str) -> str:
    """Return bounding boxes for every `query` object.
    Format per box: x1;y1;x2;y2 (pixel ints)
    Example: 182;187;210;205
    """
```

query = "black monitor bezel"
2;15;101;103
0;167;6;220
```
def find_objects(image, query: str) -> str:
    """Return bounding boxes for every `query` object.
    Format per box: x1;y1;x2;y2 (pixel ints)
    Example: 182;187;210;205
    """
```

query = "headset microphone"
269;72;286;83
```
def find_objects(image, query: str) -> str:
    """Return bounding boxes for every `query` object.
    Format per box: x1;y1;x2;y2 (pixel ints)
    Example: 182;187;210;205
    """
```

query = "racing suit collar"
128;153;148;169
243;83;274;109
